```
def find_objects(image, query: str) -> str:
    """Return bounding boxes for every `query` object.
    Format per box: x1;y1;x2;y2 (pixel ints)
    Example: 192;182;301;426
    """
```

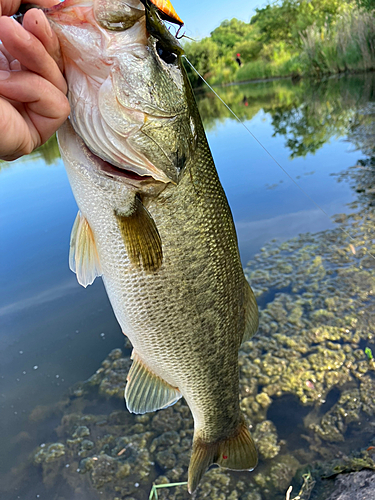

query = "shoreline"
192;67;375;91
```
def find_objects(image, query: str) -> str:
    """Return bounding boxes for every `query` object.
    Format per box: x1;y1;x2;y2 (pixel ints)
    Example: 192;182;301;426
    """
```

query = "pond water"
1;73;374;500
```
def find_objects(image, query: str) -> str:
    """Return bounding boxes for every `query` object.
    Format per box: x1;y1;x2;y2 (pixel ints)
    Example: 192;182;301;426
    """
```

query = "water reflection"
335;101;375;212
196;73;374;159
1;74;373;169
1;74;374;500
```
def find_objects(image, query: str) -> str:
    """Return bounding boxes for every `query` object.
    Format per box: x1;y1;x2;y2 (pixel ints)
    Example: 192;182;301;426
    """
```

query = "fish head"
46;0;197;186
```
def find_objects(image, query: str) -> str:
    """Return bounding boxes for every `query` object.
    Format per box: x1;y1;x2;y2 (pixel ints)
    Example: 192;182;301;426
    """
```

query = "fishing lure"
147;0;184;25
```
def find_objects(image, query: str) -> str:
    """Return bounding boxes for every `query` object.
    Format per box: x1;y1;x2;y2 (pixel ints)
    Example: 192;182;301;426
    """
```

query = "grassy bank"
183;1;375;87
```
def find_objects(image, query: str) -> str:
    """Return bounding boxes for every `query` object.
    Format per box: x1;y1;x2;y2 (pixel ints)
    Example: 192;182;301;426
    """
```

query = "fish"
45;0;259;493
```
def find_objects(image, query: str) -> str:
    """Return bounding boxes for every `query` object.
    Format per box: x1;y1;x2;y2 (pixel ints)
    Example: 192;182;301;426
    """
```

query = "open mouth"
85;145;155;183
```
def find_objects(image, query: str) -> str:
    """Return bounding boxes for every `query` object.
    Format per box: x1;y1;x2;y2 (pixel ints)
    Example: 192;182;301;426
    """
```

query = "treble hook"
176;25;185;39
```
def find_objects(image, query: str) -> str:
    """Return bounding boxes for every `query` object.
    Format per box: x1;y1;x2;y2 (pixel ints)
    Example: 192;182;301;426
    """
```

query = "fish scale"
49;0;259;493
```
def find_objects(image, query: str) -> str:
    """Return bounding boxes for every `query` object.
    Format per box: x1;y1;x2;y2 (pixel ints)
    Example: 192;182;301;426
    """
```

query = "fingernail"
11;18;31;41
0;70;10;80
10;59;21;71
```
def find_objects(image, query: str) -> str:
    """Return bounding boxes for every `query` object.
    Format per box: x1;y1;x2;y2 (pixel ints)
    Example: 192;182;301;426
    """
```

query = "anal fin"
69;211;102;287
115;196;163;274
125;351;181;414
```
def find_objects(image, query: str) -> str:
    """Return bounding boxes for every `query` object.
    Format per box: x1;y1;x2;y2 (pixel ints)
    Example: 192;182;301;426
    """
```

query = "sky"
171;0;268;39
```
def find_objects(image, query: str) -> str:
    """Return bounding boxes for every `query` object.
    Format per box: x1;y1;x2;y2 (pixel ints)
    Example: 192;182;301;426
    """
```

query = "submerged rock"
326;470;375;500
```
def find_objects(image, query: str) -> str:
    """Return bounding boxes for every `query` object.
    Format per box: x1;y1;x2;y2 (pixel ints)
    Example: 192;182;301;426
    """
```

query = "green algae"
253;421;281;460
254;454;301;493
34;443;66;464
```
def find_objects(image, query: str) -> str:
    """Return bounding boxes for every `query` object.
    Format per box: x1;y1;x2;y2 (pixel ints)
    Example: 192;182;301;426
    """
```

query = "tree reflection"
194;79;304;131
2;74;374;172
334;100;375;210
195;73;375;159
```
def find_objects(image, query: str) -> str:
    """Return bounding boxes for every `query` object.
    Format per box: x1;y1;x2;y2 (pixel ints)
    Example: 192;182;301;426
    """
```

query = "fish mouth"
84;144;159;186
58;120;171;187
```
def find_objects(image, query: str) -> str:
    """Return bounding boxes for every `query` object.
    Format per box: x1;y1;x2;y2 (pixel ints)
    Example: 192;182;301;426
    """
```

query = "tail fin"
188;420;258;494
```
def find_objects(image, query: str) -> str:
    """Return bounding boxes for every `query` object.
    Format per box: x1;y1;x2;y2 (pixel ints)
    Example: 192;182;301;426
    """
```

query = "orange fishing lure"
149;0;183;25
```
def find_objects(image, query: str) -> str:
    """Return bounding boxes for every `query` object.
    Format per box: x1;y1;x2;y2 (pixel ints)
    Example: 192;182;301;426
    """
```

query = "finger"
0;0;20;16
26;0;61;8
0;17;67;94
0;0;59;17
0;42;14;64
23;8;64;72
0;50;10;70
10;59;21;70
0;97;34;160
0;69;70;144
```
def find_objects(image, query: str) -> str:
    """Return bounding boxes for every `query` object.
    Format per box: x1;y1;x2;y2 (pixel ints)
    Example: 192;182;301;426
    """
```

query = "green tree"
356;0;375;10
183;38;219;86
210;18;253;56
251;1;300;46
183;0;375;87
252;0;345;48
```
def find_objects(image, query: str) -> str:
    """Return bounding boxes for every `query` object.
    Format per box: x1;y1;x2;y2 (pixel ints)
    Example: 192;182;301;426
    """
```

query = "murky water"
1;73;374;500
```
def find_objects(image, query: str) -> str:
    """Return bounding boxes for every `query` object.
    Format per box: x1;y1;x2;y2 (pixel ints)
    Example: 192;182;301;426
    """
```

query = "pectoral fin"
115;196;163;274
69;211;102;287
125;351;181;414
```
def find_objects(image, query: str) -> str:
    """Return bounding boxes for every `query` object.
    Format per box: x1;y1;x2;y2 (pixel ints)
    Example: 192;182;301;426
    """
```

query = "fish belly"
65;144;247;439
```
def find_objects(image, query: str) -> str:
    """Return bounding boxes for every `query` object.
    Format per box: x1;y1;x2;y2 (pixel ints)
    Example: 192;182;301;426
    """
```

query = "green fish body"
47;0;259;492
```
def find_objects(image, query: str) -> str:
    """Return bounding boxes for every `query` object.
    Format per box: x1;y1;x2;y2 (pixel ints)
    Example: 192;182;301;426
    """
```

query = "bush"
183;1;375;88
300;7;375;76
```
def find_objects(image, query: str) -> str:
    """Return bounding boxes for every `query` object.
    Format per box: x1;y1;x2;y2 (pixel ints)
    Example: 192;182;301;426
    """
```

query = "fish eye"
156;41;178;65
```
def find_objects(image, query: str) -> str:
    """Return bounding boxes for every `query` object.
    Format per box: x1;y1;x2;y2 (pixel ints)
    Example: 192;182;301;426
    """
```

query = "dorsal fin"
125;351;181;414
69;211;102;287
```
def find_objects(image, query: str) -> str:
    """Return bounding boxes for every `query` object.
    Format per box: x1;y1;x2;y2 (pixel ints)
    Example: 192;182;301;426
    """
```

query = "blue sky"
172;0;269;38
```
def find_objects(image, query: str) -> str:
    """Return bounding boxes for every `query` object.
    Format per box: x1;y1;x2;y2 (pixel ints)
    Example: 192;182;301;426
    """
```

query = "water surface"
1;73;374;499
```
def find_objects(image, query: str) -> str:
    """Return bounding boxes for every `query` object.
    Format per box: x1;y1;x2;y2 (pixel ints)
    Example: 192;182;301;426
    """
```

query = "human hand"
0;0;70;161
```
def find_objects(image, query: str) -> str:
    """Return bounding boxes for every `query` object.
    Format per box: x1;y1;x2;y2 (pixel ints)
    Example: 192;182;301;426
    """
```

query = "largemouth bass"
46;0;259;492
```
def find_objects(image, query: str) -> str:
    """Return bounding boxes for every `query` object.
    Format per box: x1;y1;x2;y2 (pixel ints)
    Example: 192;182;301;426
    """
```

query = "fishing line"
183;55;375;262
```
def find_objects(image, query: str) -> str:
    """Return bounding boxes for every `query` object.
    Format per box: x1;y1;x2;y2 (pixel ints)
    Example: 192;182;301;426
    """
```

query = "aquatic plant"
365;347;373;360
285;471;315;500
149;482;188;499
